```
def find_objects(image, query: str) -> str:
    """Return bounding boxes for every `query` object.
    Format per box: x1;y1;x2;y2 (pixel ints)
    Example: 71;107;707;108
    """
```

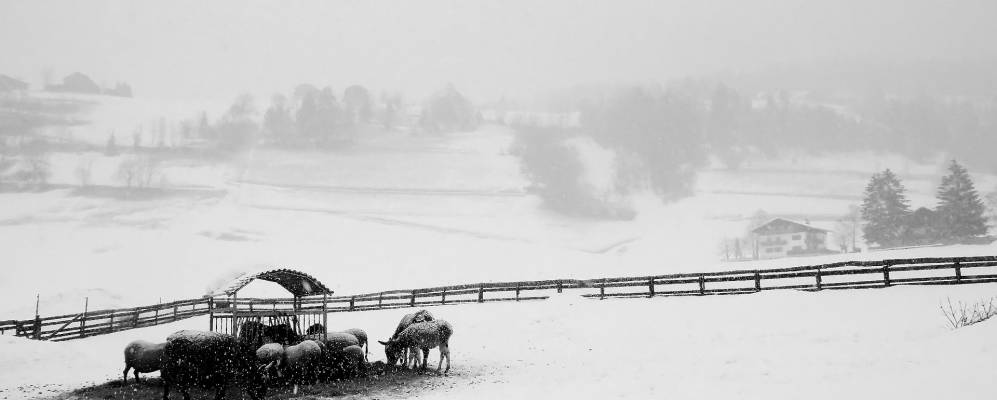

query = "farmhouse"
751;218;830;259
0;74;28;92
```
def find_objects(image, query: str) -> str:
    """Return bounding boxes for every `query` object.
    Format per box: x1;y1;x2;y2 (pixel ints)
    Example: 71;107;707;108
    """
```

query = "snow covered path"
3;283;996;400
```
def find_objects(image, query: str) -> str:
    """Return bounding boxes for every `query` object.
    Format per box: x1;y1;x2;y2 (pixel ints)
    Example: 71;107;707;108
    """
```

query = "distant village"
726;161;993;261
0;71;131;97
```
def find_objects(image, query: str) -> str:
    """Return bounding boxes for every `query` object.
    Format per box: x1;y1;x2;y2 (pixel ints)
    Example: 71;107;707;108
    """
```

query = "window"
792;234;801;240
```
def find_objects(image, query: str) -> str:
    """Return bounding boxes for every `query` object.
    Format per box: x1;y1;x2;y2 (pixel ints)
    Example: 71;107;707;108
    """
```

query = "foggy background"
2;0;996;102
5;1;997;399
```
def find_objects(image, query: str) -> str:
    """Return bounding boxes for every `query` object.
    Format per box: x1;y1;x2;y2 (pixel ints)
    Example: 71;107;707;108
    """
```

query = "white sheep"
122;340;166;384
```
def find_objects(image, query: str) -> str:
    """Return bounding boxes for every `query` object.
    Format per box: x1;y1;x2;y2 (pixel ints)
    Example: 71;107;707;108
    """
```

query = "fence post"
208;297;214;332
698;275;706;295
349;296;356;311
754;271;761;291
173;304;178;322
515;284;521;301
954;261;963;282
33;294;40;339
155;299;161;326
478;285;484;303
233;294;242;337
883;262;892;287
321;293;328;342
648;278;655;297
410;290;416;307
557;282;563;293
815;268;823;291
80;297;88;338
378;293;384;308
133;309;139;328
441;289;447;305
108;312;115;334
599;279;606;300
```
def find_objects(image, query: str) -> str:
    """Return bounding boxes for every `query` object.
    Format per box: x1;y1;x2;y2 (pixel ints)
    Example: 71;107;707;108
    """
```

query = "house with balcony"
751;218;830;259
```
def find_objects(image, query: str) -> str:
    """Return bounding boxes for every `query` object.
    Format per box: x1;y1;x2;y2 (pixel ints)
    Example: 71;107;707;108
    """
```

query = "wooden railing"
0;299;210;342
3;256;996;342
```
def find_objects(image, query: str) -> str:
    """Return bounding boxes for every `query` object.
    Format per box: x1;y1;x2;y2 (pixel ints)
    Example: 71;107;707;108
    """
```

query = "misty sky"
2;0;995;102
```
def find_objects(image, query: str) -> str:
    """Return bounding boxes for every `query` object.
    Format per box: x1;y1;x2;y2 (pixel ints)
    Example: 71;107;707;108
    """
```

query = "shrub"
940;297;997;329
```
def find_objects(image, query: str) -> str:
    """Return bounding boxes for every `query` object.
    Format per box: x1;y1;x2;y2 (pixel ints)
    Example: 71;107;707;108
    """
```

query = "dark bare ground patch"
47;366;462;400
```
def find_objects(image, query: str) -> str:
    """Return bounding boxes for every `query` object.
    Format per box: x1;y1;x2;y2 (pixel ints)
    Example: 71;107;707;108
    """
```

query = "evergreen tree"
935;160;987;239
105;133;118;156
263;94;294;143
860;169;911;247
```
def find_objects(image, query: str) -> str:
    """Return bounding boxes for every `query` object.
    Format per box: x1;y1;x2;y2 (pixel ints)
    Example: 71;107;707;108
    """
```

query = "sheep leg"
161;380;170;400
437;349;443;373
442;344;451;374
421;347;430;372
123;365;131;384
135;370;141;383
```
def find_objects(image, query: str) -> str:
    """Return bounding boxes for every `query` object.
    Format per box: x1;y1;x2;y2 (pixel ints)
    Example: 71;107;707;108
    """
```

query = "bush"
940;297;997;329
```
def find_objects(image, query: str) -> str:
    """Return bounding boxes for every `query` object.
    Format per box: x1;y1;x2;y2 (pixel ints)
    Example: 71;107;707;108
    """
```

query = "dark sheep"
300;331;358;380
161;330;265;400
263;324;298;345
238;321;267;349
331;345;367;378
123;340;166;384
305;323;325;336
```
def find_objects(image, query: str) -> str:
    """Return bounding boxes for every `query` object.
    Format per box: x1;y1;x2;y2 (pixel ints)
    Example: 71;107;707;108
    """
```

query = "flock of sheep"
121;309;453;400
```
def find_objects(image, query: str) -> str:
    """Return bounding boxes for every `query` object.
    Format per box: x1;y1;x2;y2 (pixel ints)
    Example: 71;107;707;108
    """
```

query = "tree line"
860;160;988;248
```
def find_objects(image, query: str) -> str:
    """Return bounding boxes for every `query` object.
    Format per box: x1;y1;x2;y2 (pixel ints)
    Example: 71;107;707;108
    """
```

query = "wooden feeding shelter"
206;268;333;340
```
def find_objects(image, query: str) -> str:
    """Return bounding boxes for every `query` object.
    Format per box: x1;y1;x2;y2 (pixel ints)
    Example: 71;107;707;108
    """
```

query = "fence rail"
3;256;996;342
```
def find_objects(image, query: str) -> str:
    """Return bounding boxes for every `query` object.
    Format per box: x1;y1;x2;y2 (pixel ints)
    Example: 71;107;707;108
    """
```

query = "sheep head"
378;339;404;365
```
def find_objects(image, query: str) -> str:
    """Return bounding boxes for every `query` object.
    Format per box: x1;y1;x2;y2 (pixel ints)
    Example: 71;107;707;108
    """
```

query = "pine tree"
935;160;987;239
860;169;911;247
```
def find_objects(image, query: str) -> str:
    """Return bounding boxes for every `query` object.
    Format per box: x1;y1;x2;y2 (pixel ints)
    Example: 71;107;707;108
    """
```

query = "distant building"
46;72;101;94
0;74;29;92
751;218;830;259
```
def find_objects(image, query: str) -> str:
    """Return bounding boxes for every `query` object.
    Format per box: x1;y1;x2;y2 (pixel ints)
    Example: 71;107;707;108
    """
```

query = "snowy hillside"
2;282;996;399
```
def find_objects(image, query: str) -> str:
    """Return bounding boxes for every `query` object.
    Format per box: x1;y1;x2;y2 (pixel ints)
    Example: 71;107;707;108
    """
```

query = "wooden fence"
3;255;996;342
0;298;211;342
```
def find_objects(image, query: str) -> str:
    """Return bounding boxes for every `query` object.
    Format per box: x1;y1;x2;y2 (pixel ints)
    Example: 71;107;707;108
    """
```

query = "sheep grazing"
301;331;359;380
341;328;368;360
255;343;284;368
387;310;434;367
262;323;298;345
162;330;265;400
305;323;325;336
379;319;453;374
239;321;268;348
333;345;367;378
273;340;324;393
122;340;166;384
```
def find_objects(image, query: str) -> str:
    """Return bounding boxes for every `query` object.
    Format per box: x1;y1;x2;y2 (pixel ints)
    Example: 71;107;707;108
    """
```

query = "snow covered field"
3;96;997;399
3;282;996;399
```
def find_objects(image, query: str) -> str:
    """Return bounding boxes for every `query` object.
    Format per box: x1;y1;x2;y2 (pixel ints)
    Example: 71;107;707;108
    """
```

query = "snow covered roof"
751;217;830;235
206;268;333;297
0;74;28;91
